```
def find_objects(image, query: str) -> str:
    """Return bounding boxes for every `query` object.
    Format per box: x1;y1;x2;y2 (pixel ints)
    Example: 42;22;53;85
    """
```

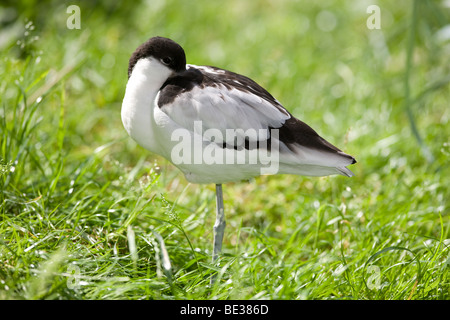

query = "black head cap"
128;36;186;78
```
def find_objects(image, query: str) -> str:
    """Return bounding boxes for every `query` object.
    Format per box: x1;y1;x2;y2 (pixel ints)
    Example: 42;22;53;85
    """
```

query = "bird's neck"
121;70;166;152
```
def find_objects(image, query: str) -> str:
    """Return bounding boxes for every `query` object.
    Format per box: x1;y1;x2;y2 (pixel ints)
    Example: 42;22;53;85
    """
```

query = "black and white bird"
122;36;356;274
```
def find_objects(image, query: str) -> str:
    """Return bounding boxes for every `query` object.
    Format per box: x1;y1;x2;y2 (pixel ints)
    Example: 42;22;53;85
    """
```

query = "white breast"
121;57;174;153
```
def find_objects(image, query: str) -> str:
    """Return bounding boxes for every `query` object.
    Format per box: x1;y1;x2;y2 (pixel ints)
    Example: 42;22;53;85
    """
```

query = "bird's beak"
168;68;185;79
166;72;178;81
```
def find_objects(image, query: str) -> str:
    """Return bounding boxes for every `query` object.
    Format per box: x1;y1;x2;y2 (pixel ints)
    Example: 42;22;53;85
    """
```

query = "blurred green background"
2;0;449;169
0;0;449;300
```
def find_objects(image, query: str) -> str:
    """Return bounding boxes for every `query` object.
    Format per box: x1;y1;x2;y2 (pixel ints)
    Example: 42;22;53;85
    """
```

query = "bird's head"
127;36;186;82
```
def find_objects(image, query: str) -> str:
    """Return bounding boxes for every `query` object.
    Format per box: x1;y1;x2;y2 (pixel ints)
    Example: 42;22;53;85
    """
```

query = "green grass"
1;0;449;300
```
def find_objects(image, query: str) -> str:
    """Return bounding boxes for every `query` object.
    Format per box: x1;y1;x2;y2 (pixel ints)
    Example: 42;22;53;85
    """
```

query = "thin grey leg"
211;184;226;284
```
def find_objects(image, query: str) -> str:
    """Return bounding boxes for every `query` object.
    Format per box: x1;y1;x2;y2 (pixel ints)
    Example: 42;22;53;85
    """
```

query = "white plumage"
122;60;355;183
121;37;356;280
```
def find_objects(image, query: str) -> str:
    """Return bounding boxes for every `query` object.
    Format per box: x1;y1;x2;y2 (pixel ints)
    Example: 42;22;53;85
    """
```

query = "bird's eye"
161;57;173;65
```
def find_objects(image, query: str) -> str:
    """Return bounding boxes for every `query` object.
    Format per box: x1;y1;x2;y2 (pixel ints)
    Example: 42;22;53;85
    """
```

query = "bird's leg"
212;183;226;265
210;184;225;285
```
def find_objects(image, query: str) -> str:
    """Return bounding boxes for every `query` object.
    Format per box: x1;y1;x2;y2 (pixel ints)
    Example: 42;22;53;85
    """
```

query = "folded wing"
158;64;356;176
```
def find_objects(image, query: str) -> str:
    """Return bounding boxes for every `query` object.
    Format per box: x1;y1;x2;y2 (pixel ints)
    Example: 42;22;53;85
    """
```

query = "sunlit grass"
0;0;449;300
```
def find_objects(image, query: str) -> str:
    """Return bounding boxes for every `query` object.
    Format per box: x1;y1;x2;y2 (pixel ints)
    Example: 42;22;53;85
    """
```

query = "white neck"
121;57;173;152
